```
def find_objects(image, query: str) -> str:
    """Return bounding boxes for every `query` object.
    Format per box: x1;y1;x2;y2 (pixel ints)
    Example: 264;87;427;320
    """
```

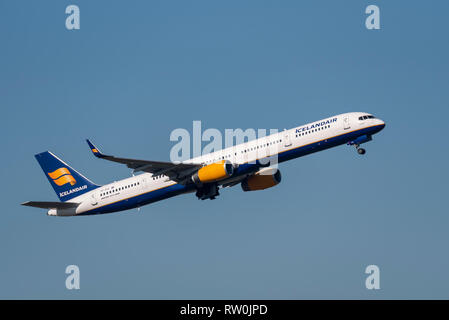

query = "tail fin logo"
47;168;77;186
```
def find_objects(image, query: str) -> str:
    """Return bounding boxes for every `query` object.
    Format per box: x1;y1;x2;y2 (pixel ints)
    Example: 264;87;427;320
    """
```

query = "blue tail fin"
35;151;100;201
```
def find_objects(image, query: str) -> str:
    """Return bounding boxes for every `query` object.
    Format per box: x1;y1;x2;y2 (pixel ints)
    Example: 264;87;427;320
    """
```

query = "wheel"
195;189;204;199
357;148;366;155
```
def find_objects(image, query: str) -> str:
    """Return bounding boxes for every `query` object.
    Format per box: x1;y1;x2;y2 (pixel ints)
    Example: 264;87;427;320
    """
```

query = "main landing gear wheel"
357;148;366;155
195;183;220;200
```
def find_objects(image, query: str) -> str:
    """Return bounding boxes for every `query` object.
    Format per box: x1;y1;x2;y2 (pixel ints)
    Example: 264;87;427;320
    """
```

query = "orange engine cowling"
241;168;281;191
192;160;234;183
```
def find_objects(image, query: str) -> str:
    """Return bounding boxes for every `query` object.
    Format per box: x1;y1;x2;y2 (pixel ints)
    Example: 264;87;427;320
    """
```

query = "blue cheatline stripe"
80;183;196;215
234;124;384;175
82;124;383;215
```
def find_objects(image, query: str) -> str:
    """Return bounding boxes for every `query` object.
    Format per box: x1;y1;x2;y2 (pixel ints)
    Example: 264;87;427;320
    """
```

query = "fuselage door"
243;143;249;164
141;177;148;189
284;130;292;148
343;116;351;130
90;192;98;206
232;146;239;166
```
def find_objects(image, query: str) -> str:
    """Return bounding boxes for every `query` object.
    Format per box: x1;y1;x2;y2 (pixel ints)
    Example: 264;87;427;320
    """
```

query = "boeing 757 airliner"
22;112;385;216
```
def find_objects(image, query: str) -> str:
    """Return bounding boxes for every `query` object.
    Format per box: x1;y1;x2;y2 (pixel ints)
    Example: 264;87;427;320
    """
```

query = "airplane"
22;112;385;216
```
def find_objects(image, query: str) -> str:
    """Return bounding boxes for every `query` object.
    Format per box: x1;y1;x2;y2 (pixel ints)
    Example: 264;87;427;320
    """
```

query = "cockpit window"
359;115;376;120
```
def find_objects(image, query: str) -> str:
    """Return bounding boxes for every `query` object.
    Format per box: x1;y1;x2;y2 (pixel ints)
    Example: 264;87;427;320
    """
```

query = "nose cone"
375;119;386;132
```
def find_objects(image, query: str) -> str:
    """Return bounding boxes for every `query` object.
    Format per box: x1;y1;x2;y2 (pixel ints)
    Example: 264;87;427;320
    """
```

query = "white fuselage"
51;112;384;216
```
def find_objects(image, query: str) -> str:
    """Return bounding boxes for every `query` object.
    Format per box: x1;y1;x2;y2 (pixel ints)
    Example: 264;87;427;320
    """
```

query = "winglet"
86;139;105;158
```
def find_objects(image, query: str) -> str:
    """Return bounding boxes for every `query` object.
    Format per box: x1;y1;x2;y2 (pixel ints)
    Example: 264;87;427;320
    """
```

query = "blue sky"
1;0;448;299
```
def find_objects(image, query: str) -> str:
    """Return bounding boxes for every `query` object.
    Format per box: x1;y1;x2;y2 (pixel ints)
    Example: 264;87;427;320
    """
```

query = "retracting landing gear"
355;144;366;155
348;135;371;155
195;183;220;200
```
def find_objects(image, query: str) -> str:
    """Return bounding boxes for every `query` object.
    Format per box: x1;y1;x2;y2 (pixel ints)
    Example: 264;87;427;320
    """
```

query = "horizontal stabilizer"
21;201;79;210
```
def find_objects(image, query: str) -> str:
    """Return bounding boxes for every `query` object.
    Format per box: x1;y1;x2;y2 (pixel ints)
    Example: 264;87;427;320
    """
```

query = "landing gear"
350;142;366;155
348;136;371;155
195;183;219;200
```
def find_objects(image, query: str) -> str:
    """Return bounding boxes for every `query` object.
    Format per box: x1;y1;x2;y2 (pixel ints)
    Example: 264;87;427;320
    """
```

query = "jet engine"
192;160;234;184
241;168;281;191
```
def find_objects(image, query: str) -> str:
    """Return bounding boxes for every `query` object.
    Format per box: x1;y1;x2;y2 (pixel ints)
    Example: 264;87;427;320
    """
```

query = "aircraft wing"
21;201;79;209
86;139;201;183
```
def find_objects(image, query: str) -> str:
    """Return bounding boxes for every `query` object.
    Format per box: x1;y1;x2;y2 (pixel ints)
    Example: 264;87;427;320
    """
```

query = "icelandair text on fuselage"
295;117;337;133
180;304;268;317
60;185;87;198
